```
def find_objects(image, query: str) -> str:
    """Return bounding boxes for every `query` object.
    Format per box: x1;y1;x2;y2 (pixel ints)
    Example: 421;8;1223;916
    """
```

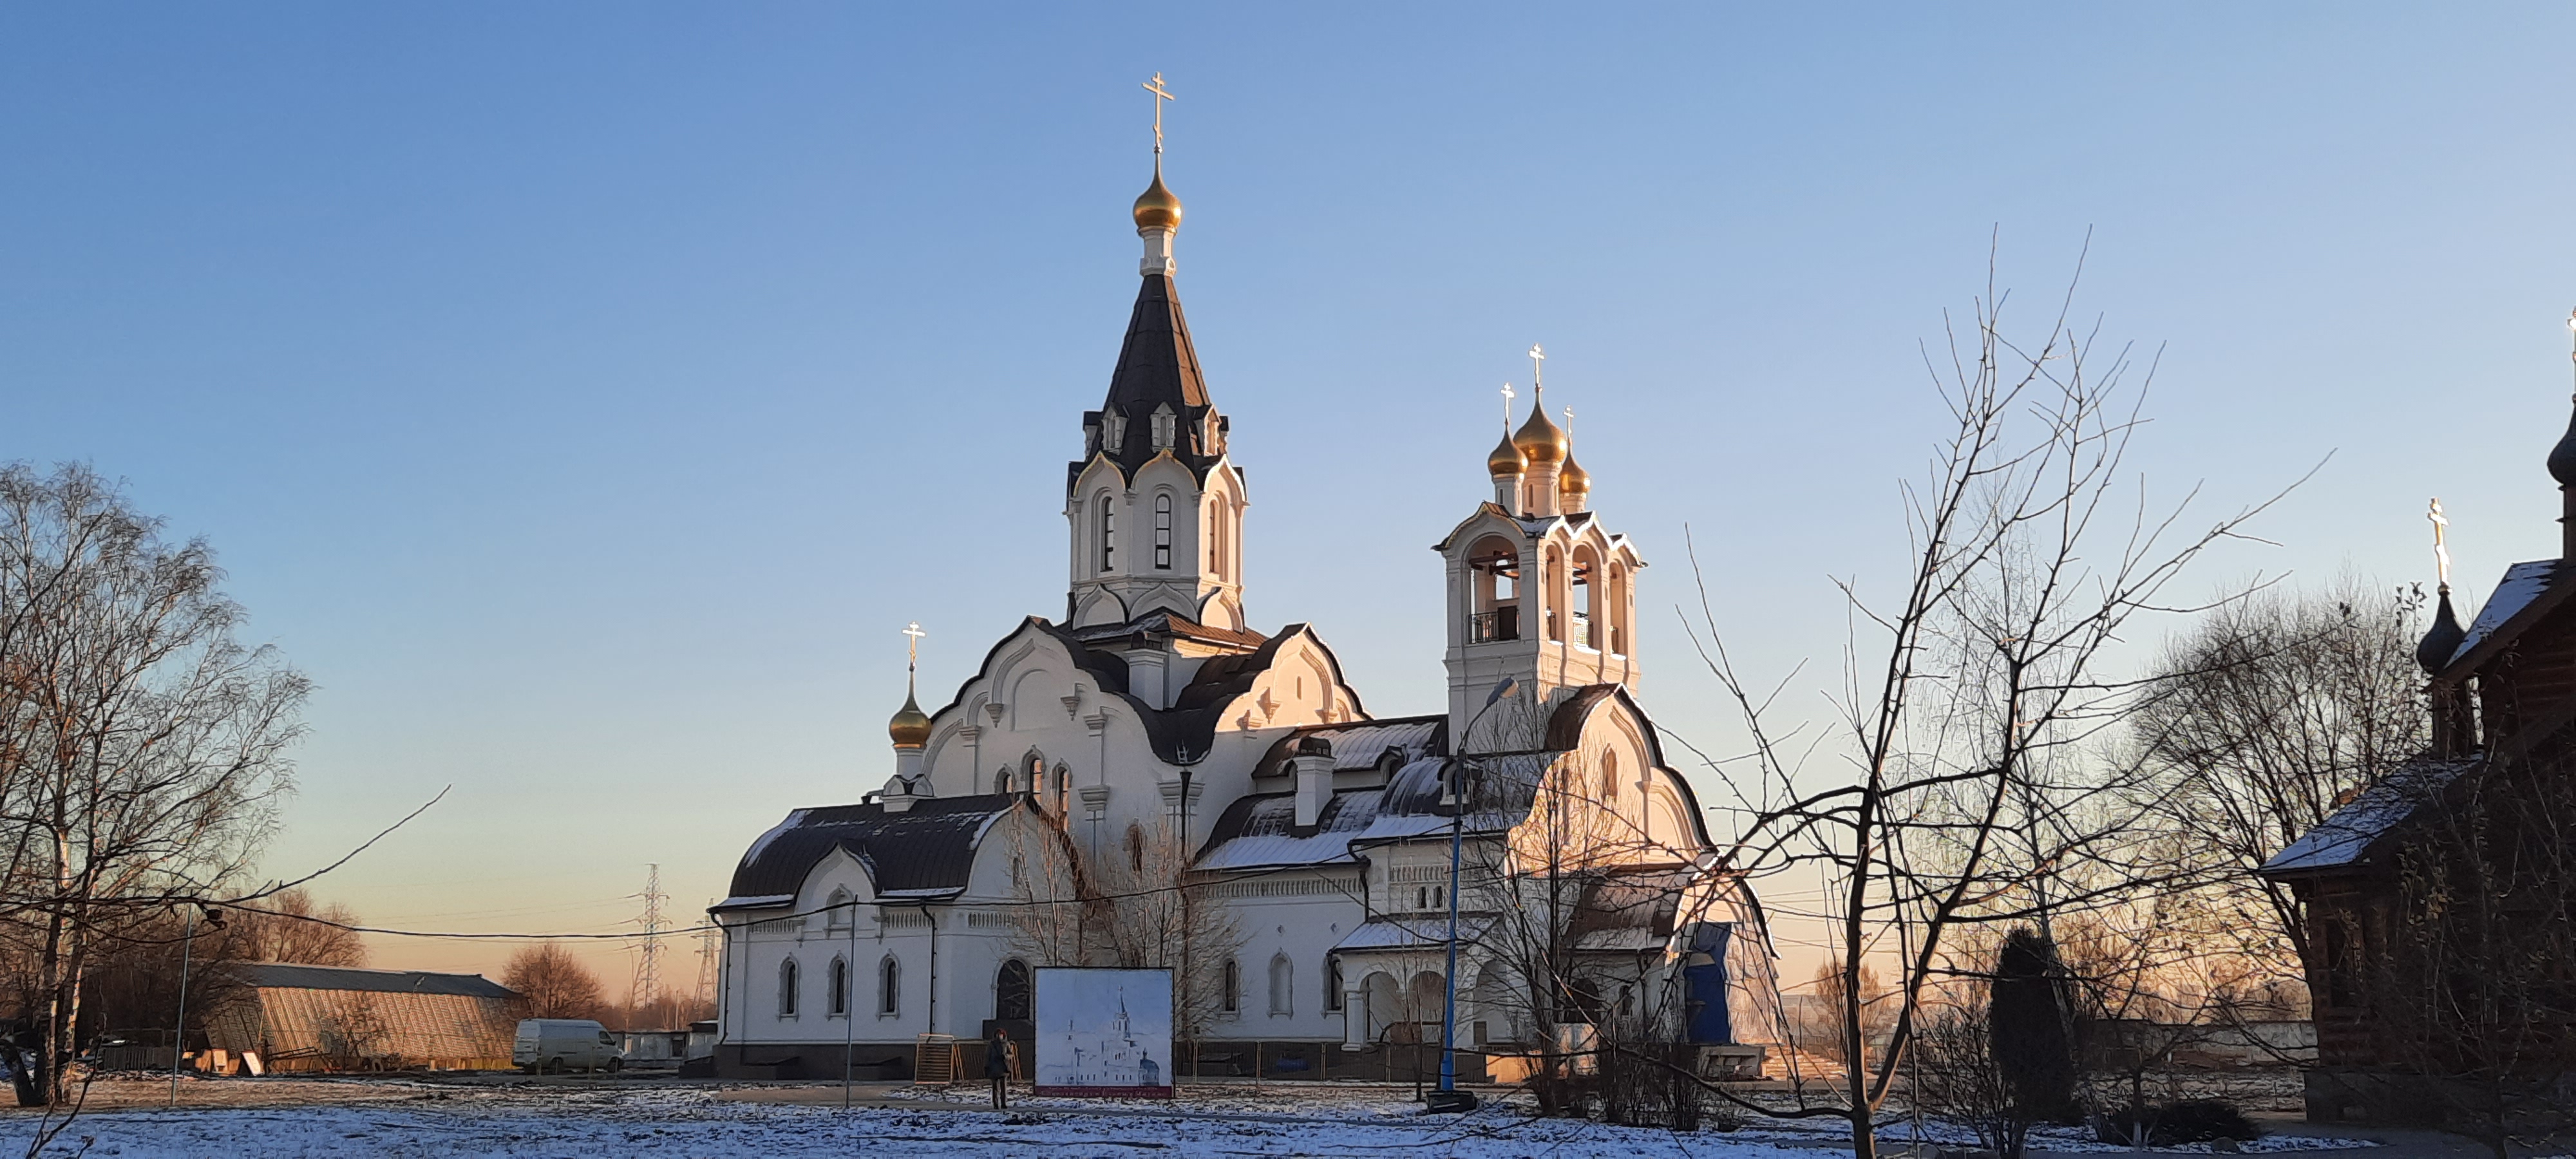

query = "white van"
513;1019;623;1075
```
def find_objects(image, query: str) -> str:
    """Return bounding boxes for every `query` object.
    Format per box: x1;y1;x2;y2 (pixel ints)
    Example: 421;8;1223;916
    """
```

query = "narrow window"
826;887;853;931
1099;497;1115;571
1600;750;1620;803
1154;495;1173;569
1222;958;1241;1013
779;958;800;1017
879;956;900;1016
1269;954;1294;1016
1325;957;1343;1011
829;957;849;1017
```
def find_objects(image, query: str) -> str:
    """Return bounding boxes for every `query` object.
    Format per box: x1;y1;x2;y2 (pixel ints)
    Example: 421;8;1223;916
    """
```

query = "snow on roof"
711;894;795;911
1194;789;1388;871
2260;759;2473;874
2451;560;2561;667
1251;717;1445;778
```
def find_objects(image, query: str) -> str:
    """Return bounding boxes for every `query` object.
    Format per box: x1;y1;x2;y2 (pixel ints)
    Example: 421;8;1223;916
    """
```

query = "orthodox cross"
2428;500;2452;590
1562;405;1575;435
903;621;927;674
1528;344;1546;395
1142;73;1175;155
1500;382;1515;428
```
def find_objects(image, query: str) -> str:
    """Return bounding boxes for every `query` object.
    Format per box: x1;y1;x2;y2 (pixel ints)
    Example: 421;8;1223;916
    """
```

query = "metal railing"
1467;607;1519;643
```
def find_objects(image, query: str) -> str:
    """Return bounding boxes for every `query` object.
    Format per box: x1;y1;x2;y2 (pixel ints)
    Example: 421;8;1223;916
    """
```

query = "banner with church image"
1031;967;1173;1097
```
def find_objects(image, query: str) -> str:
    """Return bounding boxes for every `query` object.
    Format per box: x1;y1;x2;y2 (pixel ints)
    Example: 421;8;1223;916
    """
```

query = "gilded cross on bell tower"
1142;73;1175;156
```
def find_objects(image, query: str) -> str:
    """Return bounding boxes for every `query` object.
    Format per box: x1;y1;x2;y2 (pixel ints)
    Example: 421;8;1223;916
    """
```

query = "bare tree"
1683;250;2287;1159
504;943;607;1021
1907;995;2033;1159
2132;579;2426;997
219;887;368;967
0;463;309;1108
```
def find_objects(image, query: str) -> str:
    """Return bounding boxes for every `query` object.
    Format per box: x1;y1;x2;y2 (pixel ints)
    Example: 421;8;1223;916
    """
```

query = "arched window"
1543;546;1567;643
778;957;799;1017
1220;957;1241;1013
1099;496;1115;572
1209;504;1226;578
1600;749;1620;803
826;887;853;931
996;959;1033;1022
829;956;850;1017
1153;494;1173;570
1325;957;1343;1011
1468;536;1521;643
1125;823;1147;872
1607;564;1629;656
993;766;1012;795
1054;762;1072;816
1269;954;1294;1016
1571;545;1602;650
878;956;900;1016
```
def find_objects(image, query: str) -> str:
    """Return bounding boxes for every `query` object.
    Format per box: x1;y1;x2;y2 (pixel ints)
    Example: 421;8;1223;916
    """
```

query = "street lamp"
1428;677;1516;1115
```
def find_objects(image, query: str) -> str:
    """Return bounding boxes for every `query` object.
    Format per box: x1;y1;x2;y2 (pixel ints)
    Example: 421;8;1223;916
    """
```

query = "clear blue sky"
5;5;2573;986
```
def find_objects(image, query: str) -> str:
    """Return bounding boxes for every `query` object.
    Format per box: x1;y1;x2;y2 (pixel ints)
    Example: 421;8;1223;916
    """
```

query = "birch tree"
0;462;308;1106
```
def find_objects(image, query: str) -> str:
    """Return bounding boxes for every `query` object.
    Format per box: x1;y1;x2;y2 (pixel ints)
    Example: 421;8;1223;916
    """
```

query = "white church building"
708;145;1779;1082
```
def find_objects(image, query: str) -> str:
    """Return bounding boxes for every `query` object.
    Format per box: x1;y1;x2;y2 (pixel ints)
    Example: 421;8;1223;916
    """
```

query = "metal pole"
1429;679;1511;1113
167;906;195;1107
1439;760;1464;1094
844;898;856;1110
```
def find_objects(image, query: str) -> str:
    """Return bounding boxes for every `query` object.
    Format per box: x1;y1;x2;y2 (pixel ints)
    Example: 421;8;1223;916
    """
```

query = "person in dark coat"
984;1026;1012;1109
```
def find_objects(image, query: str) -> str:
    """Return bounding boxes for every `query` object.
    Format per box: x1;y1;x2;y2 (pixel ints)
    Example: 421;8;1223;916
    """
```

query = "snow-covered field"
1;1082;2383;1158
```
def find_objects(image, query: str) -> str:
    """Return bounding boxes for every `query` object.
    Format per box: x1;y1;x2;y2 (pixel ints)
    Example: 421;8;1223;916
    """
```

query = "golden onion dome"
887;688;933;749
1558;455;1591;495
1133;164;1184;232
1512;404;1569;466
1488;429;1528;477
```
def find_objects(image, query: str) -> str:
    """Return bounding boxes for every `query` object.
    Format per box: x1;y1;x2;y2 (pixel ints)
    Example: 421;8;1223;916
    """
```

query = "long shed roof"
228;963;519;1000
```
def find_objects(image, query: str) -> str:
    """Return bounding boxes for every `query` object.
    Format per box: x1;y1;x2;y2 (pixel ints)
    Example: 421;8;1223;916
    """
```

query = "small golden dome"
887;688;932;749
1133;164;1183;232
1513;404;1569;466
1558;455;1591;495
1488;429;1528;477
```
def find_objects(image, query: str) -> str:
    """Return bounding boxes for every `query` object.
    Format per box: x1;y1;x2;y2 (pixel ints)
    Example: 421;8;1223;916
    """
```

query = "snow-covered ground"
1;1082;2383;1158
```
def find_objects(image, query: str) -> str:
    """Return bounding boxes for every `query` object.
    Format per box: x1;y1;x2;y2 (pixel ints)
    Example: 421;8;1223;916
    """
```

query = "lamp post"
1428;677;1516;1115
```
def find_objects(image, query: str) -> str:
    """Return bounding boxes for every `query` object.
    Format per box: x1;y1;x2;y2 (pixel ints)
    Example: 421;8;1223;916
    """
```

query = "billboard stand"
1031;967;1175;1098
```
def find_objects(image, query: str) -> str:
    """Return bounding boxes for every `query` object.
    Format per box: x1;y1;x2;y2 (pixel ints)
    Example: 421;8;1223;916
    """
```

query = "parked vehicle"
512;1019;622;1075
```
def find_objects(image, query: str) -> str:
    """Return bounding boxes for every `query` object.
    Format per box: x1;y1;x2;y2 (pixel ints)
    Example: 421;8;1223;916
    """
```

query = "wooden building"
2260;400;2576;1124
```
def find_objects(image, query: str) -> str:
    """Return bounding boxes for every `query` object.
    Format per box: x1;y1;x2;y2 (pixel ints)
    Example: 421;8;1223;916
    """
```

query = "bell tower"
1435;351;1643;751
1064;77;1249;632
